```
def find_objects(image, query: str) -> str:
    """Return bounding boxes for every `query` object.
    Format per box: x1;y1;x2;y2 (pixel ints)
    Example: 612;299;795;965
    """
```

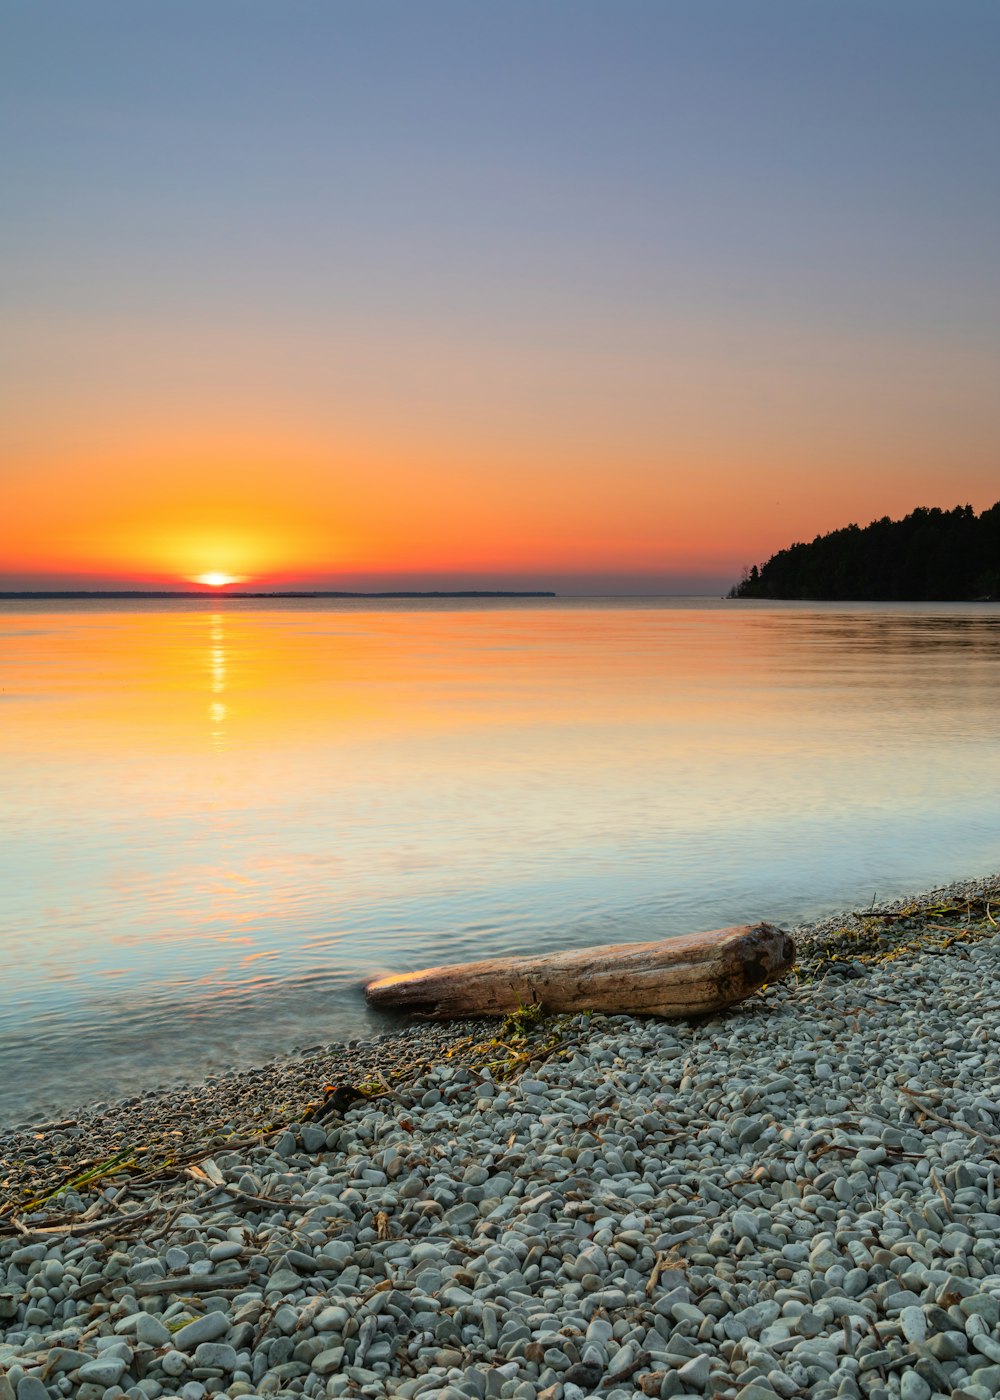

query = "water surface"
2;597;999;1124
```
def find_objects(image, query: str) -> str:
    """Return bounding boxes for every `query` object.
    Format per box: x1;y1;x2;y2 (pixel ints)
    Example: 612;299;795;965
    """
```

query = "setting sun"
193;572;241;588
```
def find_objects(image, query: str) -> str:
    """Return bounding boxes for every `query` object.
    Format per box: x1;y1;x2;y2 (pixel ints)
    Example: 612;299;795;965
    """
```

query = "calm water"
2;597;999;1125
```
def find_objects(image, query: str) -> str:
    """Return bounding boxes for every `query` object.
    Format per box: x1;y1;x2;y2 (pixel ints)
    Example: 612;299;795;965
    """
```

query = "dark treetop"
730;502;1000;601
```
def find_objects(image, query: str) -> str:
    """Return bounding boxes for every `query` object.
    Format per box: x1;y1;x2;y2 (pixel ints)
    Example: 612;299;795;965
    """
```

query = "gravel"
1;872;999;1400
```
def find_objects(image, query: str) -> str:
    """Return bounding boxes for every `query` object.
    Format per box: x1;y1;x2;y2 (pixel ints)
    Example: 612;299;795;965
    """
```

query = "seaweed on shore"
792;889;999;984
440;1002;580;1083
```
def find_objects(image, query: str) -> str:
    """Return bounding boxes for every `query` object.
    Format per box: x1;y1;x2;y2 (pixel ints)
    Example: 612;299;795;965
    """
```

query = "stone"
971;1334;1000;1363
208;1241;243;1263
732;1211;759;1241
77;1357;128;1386
136;1314;172;1347
677;1354;711;1389
899;1307;926;1344
192;1343;239;1370
962;1294;1000;1328
927;1330;967;1361
314;1306;350;1332
172;1312;231;1350
300;1126;328;1154
898;1373;931;1400
15;1381;50;1400
560;1361;604;1390
43;1349;91;1373
311;1348;346;1376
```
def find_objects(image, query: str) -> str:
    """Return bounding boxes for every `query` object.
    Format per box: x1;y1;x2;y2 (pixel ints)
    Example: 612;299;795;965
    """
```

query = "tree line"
730;502;1000;601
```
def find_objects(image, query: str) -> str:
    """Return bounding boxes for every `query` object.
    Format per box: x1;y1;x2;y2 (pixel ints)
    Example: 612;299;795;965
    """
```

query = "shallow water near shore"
2;596;1000;1125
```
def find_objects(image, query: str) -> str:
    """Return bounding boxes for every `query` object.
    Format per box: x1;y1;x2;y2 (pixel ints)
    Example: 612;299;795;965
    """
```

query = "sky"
3;1;999;593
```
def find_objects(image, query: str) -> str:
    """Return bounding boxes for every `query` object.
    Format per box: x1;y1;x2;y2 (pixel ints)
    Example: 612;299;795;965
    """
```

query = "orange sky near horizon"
7;296;998;590
7;371;997;590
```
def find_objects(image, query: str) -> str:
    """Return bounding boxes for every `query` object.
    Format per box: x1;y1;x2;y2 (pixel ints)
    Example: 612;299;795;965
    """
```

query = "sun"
192;572;242;588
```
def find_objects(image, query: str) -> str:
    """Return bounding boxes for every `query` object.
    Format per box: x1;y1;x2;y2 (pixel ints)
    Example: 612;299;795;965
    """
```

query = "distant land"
730;502;1000;601
0;590;557;600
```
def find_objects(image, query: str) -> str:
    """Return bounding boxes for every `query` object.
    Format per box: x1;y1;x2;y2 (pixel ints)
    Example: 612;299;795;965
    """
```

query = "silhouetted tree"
732;502;1000;601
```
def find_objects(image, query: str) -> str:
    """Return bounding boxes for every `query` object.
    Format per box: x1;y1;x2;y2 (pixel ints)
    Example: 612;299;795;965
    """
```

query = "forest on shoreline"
731;502;1000;600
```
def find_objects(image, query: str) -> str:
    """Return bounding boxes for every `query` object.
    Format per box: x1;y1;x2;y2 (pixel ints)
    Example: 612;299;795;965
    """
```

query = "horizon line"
0;588;565;601
0;589;752;604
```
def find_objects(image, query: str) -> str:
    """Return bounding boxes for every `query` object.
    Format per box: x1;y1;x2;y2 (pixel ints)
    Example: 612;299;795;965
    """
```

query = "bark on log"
365;922;794;1019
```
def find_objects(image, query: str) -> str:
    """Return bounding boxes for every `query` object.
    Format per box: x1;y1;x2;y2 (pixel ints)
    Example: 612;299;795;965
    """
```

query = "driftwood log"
365;922;794;1020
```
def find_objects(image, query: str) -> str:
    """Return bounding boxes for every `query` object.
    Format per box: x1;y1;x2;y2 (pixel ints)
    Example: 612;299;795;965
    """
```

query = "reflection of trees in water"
739;607;1000;721
733;502;1000;602
807;612;1000;656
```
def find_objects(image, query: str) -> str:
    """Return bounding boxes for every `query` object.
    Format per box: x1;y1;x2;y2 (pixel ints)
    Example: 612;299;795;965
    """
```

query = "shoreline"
3;869;998;1147
1;870;999;1400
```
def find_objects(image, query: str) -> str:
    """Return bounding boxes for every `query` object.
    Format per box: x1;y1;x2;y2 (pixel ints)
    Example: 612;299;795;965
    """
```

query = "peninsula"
731;501;1000;601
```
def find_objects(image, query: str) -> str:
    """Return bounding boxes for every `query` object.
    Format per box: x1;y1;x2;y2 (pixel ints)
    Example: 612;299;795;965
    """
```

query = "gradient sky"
3;1;999;592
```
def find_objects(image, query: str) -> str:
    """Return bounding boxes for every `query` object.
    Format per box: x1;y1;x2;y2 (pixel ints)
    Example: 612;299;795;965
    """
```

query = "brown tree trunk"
365;922;793;1019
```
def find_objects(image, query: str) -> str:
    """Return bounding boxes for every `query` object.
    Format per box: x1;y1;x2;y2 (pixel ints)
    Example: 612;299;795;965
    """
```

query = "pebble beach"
2;875;999;1400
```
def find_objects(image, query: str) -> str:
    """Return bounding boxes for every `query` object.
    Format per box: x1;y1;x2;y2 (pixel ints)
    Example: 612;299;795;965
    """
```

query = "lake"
2;597;999;1126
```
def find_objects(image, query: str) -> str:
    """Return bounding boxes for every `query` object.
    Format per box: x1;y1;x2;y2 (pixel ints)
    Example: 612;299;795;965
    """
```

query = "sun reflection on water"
207;613;228;744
